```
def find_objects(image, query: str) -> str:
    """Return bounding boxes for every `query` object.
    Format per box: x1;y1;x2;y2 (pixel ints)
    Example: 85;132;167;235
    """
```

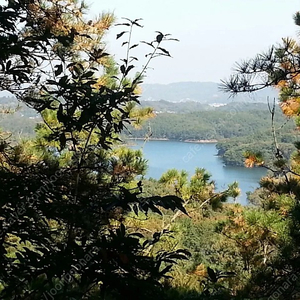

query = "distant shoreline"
184;139;218;143
127;137;169;141
127;137;218;143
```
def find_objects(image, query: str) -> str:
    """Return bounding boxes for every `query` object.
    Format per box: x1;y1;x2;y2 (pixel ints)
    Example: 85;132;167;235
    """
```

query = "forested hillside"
127;103;297;166
140;99;213;113
129;106;293;140
0;96;39;138
3;95;295;168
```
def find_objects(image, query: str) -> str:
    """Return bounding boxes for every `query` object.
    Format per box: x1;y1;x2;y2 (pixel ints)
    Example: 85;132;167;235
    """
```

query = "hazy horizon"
90;0;300;85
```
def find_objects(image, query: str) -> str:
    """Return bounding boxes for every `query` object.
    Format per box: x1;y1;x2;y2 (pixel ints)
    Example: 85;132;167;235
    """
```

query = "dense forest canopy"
127;103;298;166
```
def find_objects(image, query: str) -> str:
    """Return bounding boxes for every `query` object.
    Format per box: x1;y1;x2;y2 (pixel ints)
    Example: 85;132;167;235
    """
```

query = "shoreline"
184;139;218;143
127;137;218;143
128;137;169;141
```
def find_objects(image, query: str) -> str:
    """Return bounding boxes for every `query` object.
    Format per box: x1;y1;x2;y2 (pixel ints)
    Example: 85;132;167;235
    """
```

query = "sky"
88;0;300;85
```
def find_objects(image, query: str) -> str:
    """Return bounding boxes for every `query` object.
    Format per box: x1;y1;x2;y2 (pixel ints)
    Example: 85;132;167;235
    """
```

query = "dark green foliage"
127;104;297;166
128;105;295;141
0;1;190;299
217;135;297;166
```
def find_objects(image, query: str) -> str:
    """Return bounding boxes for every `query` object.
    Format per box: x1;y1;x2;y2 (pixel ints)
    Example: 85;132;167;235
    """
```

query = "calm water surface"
132;140;267;205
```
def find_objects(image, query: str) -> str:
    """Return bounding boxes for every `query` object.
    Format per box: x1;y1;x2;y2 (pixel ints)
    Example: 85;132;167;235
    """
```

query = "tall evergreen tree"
221;10;300;299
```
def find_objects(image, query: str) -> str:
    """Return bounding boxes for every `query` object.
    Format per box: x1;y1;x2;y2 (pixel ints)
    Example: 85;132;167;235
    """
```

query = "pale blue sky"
88;0;300;84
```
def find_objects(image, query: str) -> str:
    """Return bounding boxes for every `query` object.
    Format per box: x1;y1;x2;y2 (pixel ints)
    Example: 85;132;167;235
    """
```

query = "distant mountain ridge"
140;101;274;114
140;81;278;103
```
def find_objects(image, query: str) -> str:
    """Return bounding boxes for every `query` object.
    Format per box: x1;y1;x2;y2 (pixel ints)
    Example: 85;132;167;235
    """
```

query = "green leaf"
59;133;66;149
141;41;154;48
130;44;139;50
82;71;94;78
160;265;172;276
120;65;126;74
158;47;170;56
156;32;163;43
132;203;138;215
54;64;63;76
6;60;11;71
207;267;217;282
125;65;134;76
57;103;64;123
116;31;127;39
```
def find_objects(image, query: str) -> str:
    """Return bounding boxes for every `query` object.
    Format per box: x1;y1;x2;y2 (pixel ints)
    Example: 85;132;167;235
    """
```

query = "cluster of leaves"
0;1;192;299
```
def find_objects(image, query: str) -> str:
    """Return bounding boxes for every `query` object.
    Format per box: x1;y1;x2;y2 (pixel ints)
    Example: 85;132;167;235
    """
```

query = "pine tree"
221;10;300;299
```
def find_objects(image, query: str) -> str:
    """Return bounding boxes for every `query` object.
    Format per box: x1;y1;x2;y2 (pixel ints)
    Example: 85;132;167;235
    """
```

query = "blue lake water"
131;140;267;205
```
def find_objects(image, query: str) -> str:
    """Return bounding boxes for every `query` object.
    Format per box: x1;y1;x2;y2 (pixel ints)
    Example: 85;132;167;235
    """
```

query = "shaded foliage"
0;1;189;299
